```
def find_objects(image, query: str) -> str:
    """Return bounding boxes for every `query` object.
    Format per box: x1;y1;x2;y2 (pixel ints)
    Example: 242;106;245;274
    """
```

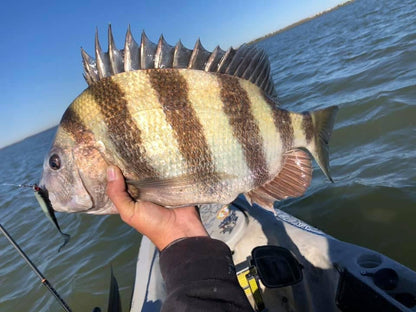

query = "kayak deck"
130;197;416;311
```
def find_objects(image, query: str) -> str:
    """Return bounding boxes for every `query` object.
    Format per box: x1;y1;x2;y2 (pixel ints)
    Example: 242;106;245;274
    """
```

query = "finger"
106;166;135;216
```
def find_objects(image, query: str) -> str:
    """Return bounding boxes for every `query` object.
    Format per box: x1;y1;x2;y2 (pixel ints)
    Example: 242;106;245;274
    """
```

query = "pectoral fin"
245;149;312;213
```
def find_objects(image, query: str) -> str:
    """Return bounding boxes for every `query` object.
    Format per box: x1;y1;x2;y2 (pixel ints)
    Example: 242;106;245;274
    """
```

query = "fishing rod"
0;223;72;312
1;182;70;251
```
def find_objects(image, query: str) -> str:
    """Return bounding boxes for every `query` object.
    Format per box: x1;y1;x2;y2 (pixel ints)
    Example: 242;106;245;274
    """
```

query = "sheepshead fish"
39;26;338;215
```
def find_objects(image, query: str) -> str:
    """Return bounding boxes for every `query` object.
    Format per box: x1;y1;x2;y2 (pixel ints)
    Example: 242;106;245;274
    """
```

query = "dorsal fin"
81;25;277;100
108;24;124;75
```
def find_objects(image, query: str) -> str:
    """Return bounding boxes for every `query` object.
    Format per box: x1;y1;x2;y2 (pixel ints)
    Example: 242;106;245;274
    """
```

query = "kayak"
130;197;416;312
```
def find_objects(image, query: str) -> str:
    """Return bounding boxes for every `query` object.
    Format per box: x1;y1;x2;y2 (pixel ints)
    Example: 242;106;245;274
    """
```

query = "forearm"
159;237;254;312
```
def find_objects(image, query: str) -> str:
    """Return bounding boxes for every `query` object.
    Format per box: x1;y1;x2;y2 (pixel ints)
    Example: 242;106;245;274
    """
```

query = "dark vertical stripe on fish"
218;75;269;185
89;77;157;178
148;69;215;182
263;95;294;151
60;106;89;143
302;112;314;144
58;107;90;188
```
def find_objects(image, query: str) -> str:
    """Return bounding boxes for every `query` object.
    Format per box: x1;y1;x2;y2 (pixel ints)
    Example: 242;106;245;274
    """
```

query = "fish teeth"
124;25;140;71
108;25;124;75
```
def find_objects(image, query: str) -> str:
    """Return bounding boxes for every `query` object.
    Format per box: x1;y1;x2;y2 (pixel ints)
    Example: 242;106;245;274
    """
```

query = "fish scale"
39;26;338;215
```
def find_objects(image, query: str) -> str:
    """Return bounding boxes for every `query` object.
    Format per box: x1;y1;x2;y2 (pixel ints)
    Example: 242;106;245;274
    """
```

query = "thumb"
106;166;135;216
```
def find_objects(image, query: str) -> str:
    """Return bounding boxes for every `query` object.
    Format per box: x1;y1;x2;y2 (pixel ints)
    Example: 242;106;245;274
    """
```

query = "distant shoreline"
0;125;57;150
1;1;355;150
248;0;355;45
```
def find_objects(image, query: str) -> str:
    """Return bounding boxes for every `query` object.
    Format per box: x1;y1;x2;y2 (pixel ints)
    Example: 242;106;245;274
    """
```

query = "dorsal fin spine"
217;48;236;74
83;26;277;100
155;35;174;69
140;31;157;69
124;25;140;72
204;45;225;72
108;25;124;75
173;40;192;68
81;48;97;84
189;38;210;69
95;29;110;79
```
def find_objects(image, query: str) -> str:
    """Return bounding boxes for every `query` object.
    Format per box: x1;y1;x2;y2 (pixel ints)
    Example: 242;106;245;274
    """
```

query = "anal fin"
245;149;312;212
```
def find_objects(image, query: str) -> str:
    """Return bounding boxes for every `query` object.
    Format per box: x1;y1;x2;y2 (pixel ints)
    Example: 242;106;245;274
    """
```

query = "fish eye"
49;154;61;170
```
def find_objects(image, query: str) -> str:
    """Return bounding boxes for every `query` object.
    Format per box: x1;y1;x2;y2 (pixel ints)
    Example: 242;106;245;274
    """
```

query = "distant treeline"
248;0;355;45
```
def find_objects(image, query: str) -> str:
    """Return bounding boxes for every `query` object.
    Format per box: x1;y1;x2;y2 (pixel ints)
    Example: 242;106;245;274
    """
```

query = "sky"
0;0;347;148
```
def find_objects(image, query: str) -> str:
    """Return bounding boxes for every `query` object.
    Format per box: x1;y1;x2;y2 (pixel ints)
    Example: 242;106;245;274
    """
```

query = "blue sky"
0;0;346;148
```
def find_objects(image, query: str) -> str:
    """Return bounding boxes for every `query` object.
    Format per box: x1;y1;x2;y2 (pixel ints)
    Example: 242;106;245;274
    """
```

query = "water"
1;0;415;310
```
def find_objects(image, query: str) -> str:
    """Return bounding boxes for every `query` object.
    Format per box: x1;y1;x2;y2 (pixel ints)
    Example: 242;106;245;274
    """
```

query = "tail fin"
308;106;338;182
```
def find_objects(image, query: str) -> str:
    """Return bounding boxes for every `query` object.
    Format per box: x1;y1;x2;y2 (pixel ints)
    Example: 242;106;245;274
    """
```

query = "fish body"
39;27;338;215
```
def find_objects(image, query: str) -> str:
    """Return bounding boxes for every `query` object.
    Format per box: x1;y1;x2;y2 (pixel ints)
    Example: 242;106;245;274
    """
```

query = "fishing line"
1;182;71;251
0;223;72;312
0;183;34;188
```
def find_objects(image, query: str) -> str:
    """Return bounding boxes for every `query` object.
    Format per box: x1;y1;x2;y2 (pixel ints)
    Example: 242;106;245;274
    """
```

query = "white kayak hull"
130;197;416;312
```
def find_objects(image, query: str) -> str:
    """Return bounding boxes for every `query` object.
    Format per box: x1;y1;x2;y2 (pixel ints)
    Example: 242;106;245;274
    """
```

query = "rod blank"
0;223;72;312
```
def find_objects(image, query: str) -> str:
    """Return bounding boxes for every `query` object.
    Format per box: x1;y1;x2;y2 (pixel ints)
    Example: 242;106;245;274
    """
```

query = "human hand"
106;166;208;250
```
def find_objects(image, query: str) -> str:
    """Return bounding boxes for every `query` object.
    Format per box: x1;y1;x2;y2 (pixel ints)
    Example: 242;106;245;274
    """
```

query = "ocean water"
0;0;415;311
